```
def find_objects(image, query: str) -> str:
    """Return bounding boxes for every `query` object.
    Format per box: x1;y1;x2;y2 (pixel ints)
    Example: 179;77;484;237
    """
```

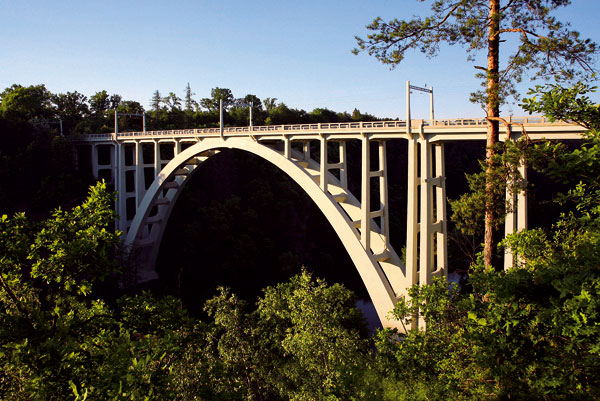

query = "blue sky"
2;0;599;119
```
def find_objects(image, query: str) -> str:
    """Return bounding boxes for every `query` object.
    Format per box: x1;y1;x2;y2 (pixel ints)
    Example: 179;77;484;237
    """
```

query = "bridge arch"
125;136;402;329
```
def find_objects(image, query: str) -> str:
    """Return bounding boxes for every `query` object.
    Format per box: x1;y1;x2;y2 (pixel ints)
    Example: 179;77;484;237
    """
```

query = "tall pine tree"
354;0;597;267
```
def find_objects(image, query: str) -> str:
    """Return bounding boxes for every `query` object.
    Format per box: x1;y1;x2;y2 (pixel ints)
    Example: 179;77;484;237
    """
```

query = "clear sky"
2;0;599;120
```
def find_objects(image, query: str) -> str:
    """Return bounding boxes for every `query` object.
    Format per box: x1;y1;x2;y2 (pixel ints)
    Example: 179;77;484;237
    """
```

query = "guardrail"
75;116;560;141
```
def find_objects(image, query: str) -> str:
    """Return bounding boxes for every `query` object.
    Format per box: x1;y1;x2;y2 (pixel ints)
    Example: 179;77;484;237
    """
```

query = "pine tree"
354;0;597;267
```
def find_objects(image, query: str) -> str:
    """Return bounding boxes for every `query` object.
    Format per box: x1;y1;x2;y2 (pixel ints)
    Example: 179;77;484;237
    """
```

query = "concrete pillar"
517;162;528;232
284;137;291;159
504;159;528;270
504;179;516;269
406;135;419;287
378;141;389;245
303;141;310;162
339;141;348;190
419;137;433;286
434;143;447;276
91;144;99;180
320;136;328;192
135;140;143;207
116;142;127;233
361;135;371;250
153;140;159;178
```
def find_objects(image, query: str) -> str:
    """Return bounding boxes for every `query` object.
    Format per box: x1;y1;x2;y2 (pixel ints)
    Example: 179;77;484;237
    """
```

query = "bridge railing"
75;116;563;141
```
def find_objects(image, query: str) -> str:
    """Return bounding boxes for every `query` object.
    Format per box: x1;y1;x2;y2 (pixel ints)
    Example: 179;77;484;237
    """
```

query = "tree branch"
0;271;27;316
499;28;550;41
501;0;517;12
361;1;464;54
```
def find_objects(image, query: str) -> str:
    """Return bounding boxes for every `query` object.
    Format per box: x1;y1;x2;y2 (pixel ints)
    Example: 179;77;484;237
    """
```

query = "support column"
419;137;433;287
504;160;527;270
303;141;310;162
434;143;447;276
153;140;160;178
361;135;371;250
517;162;528;232
135;140;143;207
378;141;390;245
405;135;419;287
504;179;517;269
283;137;291;159
339;141;348;189
116;142;127;233
320;136;328;192
91;144;99;180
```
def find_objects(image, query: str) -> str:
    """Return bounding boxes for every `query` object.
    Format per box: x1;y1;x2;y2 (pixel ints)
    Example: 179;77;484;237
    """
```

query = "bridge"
73;116;585;329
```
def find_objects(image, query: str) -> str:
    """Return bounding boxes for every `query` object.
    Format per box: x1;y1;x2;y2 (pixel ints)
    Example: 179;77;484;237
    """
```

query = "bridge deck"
76;116;586;143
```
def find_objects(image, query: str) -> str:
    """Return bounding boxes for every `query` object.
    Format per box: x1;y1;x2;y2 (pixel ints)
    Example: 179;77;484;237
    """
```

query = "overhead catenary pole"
249;101;253;128
430;86;434;122
407;81;435;125
114;108;118;138
406;80;411;134
115;110;146;134
219;99;224;137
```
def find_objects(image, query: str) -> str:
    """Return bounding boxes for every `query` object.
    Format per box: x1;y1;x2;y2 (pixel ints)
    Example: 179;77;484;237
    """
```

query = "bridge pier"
504;159;528;269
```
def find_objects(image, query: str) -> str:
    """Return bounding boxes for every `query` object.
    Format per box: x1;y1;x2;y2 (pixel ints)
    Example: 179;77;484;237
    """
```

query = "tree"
257;270;373;400
149;90;162;113
354;0;597;267
243;94;262;111
203;270;375;400
262;97;278;113
89;90;110;116
309;107;339;123
163;91;182;111
0;84;53;121
109;93;122;110
51;91;89;135
0;182;207;400
200;87;235;112
183;82;197;112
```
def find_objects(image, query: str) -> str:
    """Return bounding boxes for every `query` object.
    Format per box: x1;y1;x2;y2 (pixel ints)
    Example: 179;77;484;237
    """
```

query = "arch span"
125;136;404;329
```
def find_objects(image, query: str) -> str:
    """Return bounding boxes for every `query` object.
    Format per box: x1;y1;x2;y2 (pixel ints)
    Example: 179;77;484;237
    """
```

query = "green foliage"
201;270;376;401
0;183;206;400
257;271;373;400
450;139;527;236
0;84;53;121
376;83;600;400
522;80;600;130
0;190;381;400
200;87;235;112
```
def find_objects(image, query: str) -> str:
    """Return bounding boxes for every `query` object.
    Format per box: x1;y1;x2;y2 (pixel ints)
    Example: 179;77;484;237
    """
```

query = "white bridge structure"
75;117;585;329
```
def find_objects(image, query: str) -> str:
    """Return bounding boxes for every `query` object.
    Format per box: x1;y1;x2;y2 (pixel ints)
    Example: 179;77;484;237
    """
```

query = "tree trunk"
484;0;501;268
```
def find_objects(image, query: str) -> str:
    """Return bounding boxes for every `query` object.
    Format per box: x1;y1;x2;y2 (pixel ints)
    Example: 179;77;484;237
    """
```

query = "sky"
2;0;599;120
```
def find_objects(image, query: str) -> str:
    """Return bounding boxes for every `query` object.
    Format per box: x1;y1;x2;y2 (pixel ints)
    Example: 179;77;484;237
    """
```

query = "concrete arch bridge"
74;117;585;329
